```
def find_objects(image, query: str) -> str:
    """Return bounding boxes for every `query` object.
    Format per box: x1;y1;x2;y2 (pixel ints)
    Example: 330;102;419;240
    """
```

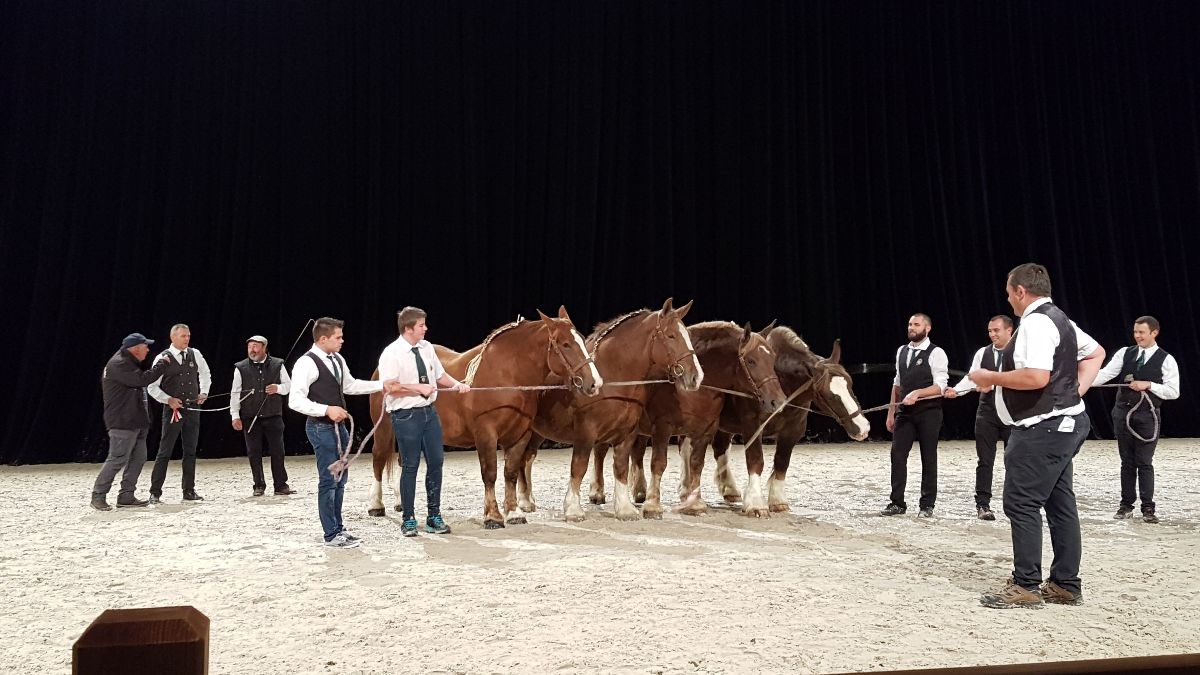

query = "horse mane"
767;325;822;377
464;317;527;386
687;321;742;355
588;309;650;352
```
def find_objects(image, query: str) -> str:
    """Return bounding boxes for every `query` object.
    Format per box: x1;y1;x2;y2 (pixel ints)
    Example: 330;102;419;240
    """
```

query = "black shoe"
148;494;162;505
1142;510;1160;524
116;497;149;508
977;506;996;521
917;507;934;518
274;487;296;496
1114;504;1134;519
880;503;906;516
90;497;112;511
182;491;204;501
252;487;265;497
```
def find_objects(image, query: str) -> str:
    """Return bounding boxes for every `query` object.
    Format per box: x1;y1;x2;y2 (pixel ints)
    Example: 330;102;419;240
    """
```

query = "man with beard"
945;315;1015;520
881;313;948;518
231;335;295;497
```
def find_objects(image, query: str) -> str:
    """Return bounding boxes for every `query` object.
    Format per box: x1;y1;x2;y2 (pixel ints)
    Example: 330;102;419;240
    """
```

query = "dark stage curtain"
2;1;1197;464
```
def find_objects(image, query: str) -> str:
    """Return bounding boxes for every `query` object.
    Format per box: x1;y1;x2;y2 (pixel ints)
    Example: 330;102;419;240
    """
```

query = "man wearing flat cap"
92;333;173;510
231;335;294;496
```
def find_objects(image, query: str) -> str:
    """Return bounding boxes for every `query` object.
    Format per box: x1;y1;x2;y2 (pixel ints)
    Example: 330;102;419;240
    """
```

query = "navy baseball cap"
121;333;156;349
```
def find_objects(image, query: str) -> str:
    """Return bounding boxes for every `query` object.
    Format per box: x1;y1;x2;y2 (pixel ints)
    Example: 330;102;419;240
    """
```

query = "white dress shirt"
892;338;949;392
230;360;293;419
951;345;1008;394
995;297;1100;427
378;337;448;411
147;346;212;403
287;345;383;418
1092;345;1181;400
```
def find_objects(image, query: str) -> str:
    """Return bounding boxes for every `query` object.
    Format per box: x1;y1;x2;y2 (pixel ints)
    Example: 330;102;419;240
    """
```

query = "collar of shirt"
1137;345;1158;359
169;345;189;359
1021;296;1053;318
907;337;931;351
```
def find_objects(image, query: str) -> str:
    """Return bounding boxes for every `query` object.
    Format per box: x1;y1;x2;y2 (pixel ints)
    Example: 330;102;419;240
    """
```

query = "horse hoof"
768;503;791;513
393;505;402;513
519;502;538;513
615;511;642;522
722;494;743;504
675;505;708;516
506;516;527;526
484;519;506;530
588;495;606;505
641;506;663;520
633;493;647;504
367;508;385;517
564;512;586;523
744;508;770;519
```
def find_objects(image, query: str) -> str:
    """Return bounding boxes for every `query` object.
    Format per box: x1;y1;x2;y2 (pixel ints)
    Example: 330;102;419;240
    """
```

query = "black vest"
1116;346;1168;409
304;351;346;420
898;342;942;412
1000;302;1080;423
976;345;1005;414
235;356;285;419
158;349;201;401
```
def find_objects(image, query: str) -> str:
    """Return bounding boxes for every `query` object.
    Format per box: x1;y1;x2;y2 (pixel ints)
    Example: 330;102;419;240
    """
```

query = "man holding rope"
1092;316;1180;524
378;306;469;538
231;335;295;497
147;323;211;504
290;317;390;549
975;263;1105;609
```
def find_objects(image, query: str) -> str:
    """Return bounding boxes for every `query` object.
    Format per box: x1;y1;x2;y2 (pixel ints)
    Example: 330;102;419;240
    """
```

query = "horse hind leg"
741;437;770;518
517;435;541;513
588;444;609;504
474;433;505;529
502;435;532;525
369;421;394;516
641;430;671;519
630;435;649;503
563;443;591;522
712;431;741;503
768;434;799;513
610;437;642;521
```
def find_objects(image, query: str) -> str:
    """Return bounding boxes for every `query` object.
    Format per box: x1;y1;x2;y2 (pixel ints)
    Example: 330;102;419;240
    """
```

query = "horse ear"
557;304;572;322
759;319;777;337
660;297;675;313
741;321;753;346
826;339;842;364
675;299;694;320
537;309;556;329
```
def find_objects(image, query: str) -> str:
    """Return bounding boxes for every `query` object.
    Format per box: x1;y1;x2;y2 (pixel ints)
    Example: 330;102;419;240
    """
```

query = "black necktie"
328;354;343;384
1136;349;1145;370
994;348;1002;372
412;346;429;384
909;347;918;367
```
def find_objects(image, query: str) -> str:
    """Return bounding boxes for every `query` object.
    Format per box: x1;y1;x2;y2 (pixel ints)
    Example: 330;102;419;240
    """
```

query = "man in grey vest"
92;333;173;510
971;263;1105;609
1092;316;1181;524
944;314;1015;520
231;335;295;497
147;323;212;503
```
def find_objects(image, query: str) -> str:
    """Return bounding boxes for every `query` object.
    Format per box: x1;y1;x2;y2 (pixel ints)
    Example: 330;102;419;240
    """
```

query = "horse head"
538;305;603;396
651;297;704;391
737;322;787;414
810;339;870;441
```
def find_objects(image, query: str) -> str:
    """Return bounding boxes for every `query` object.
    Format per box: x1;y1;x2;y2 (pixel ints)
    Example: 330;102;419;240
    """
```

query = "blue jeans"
390;406;445;520
307;418;350;541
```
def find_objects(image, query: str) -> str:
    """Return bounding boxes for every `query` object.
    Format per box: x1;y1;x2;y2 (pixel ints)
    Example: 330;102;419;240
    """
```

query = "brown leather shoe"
274;487;296;496
980;581;1043;609
1040;580;1083;605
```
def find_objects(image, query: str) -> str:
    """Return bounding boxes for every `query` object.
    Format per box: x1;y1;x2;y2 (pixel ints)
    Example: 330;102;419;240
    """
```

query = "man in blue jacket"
91;333;172;510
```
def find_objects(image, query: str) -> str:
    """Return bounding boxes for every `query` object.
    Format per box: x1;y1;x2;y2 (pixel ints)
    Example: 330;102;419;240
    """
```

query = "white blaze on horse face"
570;328;603;387
679;321;705;384
830;376;870;440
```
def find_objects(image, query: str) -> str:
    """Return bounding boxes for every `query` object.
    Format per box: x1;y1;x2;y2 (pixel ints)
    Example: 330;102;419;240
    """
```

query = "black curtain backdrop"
2;1;1197;464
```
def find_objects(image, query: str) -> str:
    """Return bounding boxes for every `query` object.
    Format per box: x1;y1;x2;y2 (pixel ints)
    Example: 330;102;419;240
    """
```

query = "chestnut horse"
697;326;870;514
517;298;704;521
610;321;787;518
367;306;601;528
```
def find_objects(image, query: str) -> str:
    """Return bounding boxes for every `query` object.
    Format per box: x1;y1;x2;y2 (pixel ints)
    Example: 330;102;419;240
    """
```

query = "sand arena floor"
2;439;1198;674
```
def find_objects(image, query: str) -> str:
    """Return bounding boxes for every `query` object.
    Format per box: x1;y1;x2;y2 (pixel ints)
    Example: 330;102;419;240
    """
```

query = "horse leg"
641;428;671;519
474;430;505;529
677;436;694;501
588;444;609;504
368;419;393;516
610;436;642;521
742;436;769;518
563;440;592;522
629;435;649;503
502;431;533;525
712;430;741;503
676;436;712;515
517;433;542;513
769;432;801;513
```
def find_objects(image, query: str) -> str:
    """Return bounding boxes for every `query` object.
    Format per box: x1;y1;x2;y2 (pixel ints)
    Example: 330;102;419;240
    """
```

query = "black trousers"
244;415;289;490
889;406;942;509
1112;404;1158;511
974;409;1011;508
150;408;201;496
1003;412;1090;595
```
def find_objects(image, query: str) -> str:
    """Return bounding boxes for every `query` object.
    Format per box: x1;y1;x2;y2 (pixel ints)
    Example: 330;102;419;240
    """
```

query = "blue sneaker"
401;518;419;537
425;514;451;534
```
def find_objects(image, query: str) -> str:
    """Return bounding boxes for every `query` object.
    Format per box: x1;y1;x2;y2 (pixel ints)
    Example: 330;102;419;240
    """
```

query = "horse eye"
748;359;756;367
